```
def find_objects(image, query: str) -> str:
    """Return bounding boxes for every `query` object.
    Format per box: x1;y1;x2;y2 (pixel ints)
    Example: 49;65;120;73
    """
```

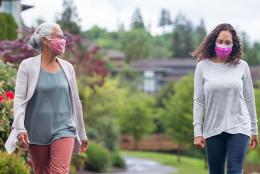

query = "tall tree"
248;42;260;65
84;26;108;40
122;29;151;62
0;13;17;40
162;74;194;162
171;13;194;58
159;9;172;32
241;32;251;62
241;32;260;65
80;79;128;151
56;0;81;34
194;19;207;46
130;8;145;30
119;92;155;149
153;81;175;134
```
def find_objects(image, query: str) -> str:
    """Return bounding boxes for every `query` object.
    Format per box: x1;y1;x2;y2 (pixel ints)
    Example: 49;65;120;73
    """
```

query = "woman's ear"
41;37;49;46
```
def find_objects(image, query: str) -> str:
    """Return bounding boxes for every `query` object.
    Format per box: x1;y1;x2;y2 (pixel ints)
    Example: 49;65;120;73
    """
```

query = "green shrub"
86;127;99;140
0;60;16;89
84;142;111;172
0;151;31;174
111;151;126;169
246;150;260;165
0;13;17;40
95;118;119;151
71;153;87;171
69;164;77;174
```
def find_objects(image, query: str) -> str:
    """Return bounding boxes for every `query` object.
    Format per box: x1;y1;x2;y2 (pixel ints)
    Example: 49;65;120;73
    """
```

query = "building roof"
130;58;197;71
22;4;34;11
105;49;125;60
130;58;260;86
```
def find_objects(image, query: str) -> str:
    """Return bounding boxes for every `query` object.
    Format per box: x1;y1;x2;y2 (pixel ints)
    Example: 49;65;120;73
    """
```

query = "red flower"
5;91;14;100
0;95;5;102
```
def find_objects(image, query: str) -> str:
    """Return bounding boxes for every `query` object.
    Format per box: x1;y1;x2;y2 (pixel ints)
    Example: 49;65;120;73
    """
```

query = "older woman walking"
5;22;88;174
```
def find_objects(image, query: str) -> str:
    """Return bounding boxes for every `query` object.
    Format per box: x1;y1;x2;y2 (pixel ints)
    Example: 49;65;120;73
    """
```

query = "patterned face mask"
46;37;66;55
215;43;233;60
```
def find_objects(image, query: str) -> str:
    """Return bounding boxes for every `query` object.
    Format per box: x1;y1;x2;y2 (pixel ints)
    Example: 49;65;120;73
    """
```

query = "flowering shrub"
0;61;16;150
0;90;14;150
0;28;110;88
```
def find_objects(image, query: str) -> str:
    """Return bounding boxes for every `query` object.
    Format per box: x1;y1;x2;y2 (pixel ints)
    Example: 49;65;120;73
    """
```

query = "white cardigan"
4;54;88;154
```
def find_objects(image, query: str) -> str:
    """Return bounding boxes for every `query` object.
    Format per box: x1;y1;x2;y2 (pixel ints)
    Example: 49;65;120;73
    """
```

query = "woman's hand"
80;139;89;153
249;134;258;150
194;136;205;148
17;132;30;151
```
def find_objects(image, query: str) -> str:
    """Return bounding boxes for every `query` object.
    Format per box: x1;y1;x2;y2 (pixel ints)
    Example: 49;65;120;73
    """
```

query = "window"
143;70;155;93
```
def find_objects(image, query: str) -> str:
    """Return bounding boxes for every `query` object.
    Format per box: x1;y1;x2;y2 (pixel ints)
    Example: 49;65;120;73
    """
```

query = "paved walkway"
80;156;177;174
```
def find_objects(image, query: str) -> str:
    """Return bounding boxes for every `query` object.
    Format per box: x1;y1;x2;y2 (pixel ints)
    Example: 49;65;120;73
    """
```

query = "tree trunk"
134;139;139;150
177;143;181;163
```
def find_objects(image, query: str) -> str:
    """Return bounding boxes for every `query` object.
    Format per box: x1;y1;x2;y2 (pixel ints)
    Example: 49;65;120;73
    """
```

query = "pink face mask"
49;38;66;55
215;43;233;60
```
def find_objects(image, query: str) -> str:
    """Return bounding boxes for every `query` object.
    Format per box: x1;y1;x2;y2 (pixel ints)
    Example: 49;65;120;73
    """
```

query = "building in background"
130;58;197;93
0;0;33;28
112;57;260;94
105;49;125;68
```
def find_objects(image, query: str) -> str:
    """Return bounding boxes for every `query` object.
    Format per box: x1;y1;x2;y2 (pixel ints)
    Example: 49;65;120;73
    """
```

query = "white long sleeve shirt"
193;58;258;139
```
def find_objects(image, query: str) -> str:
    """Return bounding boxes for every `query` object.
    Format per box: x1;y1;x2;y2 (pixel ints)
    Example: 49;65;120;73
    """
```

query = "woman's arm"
243;62;258;135
12;61;28;136
70;64;88;141
193;63;205;137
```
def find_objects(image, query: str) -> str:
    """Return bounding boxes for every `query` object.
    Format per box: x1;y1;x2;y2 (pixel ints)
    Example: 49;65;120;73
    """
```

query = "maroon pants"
28;137;75;174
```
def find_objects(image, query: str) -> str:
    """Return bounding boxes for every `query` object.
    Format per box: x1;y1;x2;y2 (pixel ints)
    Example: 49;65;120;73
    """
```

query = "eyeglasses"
43;34;67;40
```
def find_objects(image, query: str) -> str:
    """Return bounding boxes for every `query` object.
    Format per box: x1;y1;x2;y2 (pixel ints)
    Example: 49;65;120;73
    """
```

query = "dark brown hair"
191;23;242;64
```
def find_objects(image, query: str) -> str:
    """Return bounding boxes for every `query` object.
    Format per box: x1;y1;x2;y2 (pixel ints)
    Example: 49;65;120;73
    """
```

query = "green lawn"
122;151;208;174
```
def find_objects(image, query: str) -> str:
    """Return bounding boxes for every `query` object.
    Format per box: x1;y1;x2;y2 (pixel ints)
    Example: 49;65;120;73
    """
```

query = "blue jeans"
205;132;249;174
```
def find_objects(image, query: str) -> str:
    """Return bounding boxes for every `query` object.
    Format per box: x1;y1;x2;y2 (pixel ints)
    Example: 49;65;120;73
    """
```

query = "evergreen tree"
162;74;194;162
159;8;172;32
171;13;194;58
56;0;81;34
122;30;151;62
194;19;207;45
0;13;17;40
130;8;145;30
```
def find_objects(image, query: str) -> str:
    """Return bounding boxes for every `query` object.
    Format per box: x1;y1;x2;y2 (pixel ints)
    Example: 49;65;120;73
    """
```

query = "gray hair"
28;22;61;50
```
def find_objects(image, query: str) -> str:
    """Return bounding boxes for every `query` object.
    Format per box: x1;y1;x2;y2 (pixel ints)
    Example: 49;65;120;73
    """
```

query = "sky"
21;0;260;42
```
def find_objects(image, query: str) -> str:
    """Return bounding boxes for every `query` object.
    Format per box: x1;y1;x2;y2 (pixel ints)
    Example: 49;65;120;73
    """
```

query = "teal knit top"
25;67;76;145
